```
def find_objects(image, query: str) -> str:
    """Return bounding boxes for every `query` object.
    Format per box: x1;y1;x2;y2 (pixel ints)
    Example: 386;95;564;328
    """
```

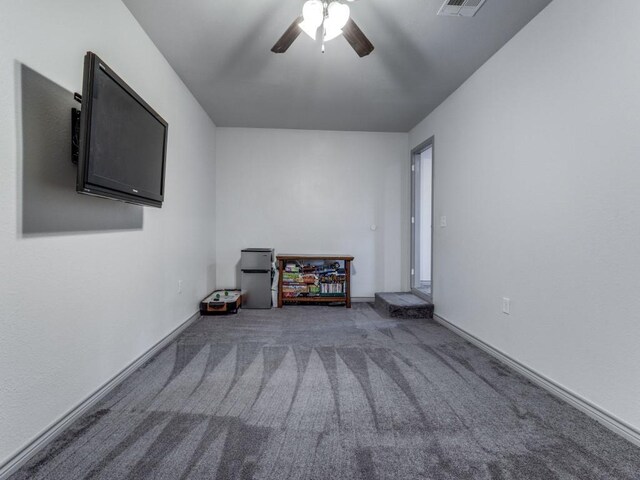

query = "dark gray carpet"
10;304;640;479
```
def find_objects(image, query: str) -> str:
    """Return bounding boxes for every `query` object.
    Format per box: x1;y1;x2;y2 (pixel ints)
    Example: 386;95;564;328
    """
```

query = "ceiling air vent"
438;0;487;17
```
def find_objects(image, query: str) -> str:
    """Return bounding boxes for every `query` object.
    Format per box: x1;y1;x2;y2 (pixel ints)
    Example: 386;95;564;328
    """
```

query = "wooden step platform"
374;292;434;319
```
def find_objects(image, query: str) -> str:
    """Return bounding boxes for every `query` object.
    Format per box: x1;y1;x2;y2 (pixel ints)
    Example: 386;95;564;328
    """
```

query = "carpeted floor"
10;303;640;479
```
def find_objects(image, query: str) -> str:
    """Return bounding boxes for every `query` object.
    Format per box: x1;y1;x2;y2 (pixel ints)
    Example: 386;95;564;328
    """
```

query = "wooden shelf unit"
276;254;354;308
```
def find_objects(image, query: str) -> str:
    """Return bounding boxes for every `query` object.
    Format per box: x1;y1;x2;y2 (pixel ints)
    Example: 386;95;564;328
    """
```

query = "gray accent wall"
20;64;143;235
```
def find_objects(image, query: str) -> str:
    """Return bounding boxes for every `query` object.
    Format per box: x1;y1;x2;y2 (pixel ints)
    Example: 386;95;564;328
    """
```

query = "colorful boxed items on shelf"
283;271;303;283
284;262;301;273
302;273;318;284
282;284;308;298
281;259;347;298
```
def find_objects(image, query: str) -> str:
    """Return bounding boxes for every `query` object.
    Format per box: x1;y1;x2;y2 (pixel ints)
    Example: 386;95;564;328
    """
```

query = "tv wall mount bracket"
71;92;82;165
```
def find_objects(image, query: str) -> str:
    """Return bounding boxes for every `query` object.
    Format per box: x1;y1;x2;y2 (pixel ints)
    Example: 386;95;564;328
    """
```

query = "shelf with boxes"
276;254;354;308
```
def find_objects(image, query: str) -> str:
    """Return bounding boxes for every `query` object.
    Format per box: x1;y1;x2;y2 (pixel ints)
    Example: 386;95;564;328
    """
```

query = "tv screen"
76;52;168;207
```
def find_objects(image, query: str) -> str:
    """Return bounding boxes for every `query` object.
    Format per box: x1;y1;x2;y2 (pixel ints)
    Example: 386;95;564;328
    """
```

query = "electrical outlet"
440;216;447;227
178;280;183;294
502;297;511;315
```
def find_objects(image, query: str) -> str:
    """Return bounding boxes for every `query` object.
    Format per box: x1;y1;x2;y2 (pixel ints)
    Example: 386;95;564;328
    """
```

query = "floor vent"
438;0;487;17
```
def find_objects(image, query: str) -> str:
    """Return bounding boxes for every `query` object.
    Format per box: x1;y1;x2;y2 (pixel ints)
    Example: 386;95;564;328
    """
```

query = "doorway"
411;139;433;300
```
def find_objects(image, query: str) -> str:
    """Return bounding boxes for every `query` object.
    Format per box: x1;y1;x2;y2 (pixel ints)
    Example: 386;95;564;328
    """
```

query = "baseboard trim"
0;311;200;480
352;297;375;303
432;314;640;448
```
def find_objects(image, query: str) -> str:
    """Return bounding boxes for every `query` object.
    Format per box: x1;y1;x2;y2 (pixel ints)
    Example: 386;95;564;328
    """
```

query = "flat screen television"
75;52;168;207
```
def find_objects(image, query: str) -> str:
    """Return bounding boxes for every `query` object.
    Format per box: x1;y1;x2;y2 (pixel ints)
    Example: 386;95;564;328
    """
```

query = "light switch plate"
502;297;511;315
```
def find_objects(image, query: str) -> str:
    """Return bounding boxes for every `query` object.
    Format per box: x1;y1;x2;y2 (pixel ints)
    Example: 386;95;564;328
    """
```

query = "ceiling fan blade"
342;18;374;57
271;16;304;53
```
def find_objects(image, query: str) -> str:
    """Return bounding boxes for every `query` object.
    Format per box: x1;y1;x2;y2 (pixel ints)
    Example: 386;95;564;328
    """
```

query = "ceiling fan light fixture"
299;19;319;40
326;1;350;31
272;0;372;56
323;2;350;42
300;0;324;39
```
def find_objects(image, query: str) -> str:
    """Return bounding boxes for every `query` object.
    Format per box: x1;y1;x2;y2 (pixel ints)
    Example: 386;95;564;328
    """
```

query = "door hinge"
411;164;415;172
411;269;415;275
411;217;415;224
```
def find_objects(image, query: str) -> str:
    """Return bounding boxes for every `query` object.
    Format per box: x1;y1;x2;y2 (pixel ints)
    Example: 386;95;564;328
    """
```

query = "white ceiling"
122;0;552;132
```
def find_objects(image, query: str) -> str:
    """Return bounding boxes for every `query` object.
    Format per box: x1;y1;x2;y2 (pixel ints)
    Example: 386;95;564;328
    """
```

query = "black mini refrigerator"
240;248;274;309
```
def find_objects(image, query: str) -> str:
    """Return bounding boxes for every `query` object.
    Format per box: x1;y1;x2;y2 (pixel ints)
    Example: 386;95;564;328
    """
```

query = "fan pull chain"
322;24;326;53
322;1;328;53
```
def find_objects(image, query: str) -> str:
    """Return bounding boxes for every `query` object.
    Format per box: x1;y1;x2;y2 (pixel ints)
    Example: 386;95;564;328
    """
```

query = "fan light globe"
324;2;350;42
299;0;324;40
327;1;350;30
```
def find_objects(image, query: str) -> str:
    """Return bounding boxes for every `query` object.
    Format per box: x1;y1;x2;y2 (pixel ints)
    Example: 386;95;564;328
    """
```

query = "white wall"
215;128;409;297
410;0;640;433
0;0;216;466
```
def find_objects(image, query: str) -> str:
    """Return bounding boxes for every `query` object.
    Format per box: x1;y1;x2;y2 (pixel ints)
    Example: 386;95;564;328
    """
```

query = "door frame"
410;136;434;301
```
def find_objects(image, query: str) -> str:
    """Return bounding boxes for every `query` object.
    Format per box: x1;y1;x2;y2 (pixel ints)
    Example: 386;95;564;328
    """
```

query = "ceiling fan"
271;0;374;57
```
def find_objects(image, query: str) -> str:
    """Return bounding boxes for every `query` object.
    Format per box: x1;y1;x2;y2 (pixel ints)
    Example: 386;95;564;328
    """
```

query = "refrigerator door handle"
241;269;270;273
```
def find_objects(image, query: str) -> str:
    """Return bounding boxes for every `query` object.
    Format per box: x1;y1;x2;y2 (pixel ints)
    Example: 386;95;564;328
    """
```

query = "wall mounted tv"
74;52;168;208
